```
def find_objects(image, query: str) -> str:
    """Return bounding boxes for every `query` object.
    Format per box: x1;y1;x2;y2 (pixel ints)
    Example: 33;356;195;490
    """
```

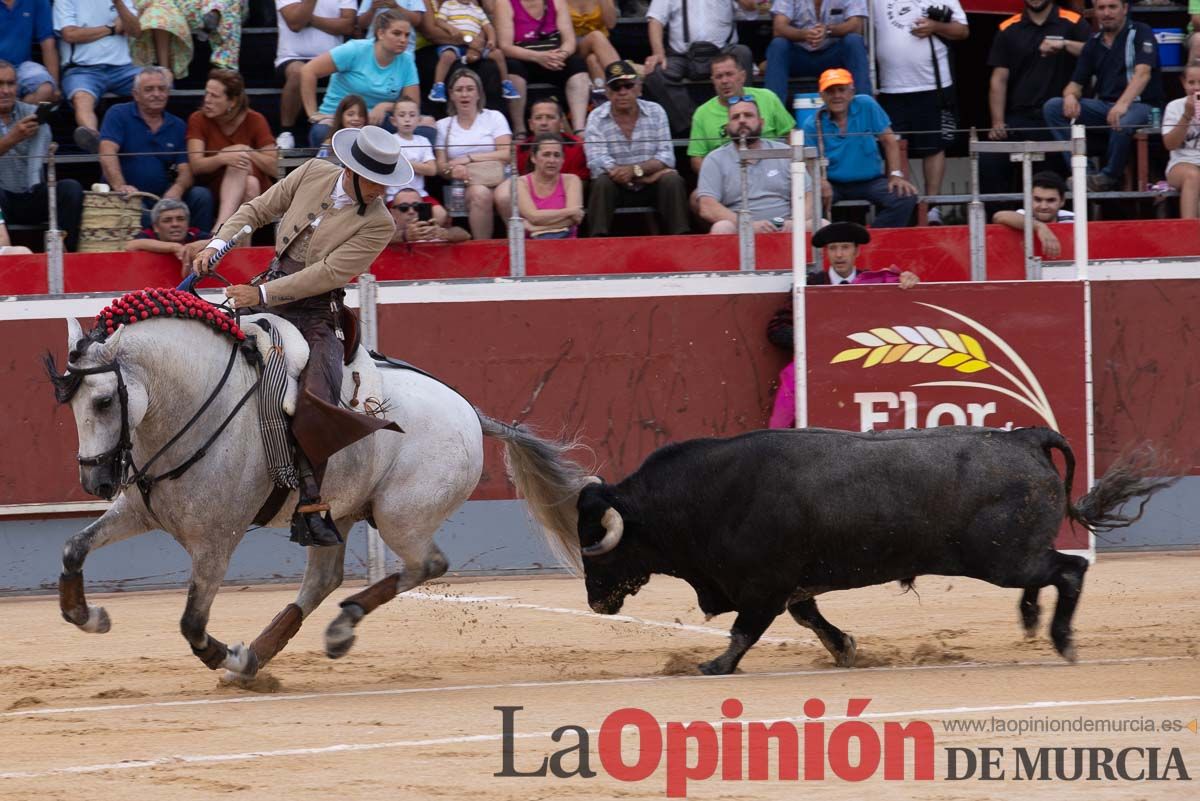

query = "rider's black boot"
290;455;343;548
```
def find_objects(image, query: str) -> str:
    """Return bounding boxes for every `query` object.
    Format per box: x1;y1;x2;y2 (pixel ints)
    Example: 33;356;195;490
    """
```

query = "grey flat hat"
331;125;414;186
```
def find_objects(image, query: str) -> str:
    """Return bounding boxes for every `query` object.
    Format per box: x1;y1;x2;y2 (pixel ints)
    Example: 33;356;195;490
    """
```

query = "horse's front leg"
178;543;252;675
227;540;347;680
60;495;152;633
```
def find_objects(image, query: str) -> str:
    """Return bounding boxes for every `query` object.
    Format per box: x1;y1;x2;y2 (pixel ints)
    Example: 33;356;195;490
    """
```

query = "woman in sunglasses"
516;133;583;239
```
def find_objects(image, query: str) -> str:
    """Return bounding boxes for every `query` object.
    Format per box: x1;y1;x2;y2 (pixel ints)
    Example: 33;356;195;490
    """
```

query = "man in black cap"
766;221;919;349
583;60;689;237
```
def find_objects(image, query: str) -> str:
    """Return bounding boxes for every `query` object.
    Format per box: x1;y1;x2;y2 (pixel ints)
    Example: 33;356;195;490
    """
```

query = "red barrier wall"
6;277;1198;510
6;219;1200;295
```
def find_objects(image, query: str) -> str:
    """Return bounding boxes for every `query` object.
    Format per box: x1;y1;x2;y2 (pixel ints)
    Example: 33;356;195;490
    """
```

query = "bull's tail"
477;412;591;575
1040;431;1179;533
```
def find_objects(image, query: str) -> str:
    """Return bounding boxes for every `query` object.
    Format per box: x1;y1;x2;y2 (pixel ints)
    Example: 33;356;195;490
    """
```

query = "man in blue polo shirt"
800;68;917;228
97;67;213;232
1043;0;1162;192
0;0;59;103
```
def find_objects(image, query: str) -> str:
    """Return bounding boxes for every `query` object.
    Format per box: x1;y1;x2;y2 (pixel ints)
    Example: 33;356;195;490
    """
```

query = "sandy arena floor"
0;551;1197;799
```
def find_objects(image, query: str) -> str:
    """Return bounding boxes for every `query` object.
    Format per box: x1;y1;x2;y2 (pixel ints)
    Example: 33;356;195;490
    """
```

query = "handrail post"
737;136;754;271
45;143;64;295
358;273;386;583
967;128;986;281
506;140;525;277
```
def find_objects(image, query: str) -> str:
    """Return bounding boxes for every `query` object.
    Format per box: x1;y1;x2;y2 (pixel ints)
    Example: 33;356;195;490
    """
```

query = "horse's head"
47;317;149;500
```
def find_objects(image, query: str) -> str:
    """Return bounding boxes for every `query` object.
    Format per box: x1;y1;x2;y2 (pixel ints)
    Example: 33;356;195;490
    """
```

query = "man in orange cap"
800;68;917;228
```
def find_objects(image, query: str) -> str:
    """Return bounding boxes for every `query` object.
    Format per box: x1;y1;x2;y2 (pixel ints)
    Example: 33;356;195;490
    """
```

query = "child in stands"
427;0;520;103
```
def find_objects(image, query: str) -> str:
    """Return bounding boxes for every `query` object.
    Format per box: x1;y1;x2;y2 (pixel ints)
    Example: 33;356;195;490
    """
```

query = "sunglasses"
394;202;430;212
728;95;758;104
609;81;637;92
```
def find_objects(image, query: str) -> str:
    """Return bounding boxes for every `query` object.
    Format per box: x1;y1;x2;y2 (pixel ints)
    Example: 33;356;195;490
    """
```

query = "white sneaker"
927;206;943;226
276;131;295;150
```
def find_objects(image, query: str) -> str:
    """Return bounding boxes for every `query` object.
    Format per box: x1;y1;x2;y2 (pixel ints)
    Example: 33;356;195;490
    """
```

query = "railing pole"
45;143;64;295
358;273;386;584
737;136;753;271
507;140;525;277
967;129;986;281
790;129;808;429
1021;153;1040;279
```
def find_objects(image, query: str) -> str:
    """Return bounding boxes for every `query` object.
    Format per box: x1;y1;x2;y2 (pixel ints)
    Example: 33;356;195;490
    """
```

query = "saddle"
242;312;399;470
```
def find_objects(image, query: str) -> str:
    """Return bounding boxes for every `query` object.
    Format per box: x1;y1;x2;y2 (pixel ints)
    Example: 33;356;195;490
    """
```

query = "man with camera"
871;0;967;225
765;0;871;107
642;0;759;138
0;59;83;251
390;187;471;242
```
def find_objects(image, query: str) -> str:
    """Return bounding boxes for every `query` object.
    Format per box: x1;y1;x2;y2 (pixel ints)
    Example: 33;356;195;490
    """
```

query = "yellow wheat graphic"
828;303;1059;430
831;326;990;373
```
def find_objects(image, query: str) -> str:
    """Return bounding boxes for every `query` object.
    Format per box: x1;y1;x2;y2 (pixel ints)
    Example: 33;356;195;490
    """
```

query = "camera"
924;4;954;22
35;101;52;125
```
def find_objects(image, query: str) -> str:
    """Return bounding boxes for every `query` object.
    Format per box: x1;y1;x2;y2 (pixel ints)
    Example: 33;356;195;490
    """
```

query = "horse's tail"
477;412;591;575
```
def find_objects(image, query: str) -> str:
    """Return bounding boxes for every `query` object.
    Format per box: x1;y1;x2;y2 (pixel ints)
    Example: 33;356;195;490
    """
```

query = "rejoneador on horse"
46;126;595;679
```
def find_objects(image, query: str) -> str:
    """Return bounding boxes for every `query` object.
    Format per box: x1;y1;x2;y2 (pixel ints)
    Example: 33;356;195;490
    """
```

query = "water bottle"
446;178;466;216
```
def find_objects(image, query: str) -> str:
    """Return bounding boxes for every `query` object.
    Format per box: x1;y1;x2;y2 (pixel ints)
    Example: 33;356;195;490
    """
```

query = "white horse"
48;311;590;679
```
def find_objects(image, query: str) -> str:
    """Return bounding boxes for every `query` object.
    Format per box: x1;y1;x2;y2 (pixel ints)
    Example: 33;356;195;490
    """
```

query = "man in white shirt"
991;170;1074;259
643;0;759;137
54;0;143;152
275;0;358;148
871;0;968;224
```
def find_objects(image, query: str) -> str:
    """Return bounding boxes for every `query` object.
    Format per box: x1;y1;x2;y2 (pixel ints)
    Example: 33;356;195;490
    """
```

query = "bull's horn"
582;507;624;557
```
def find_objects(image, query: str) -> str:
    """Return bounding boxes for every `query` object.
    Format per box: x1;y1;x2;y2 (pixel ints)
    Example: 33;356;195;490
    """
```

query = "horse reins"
71;228;264;514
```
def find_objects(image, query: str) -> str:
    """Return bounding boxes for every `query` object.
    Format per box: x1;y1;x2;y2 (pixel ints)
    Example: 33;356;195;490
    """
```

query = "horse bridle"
70;360;134;487
68;334;263;513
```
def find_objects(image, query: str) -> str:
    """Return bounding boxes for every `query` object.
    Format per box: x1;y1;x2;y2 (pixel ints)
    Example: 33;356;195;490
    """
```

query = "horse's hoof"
324;615;356;660
222;643;259;678
80;604;111;634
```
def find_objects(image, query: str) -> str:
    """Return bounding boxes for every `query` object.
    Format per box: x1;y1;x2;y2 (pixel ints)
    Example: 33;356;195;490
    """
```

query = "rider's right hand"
190;246;219;276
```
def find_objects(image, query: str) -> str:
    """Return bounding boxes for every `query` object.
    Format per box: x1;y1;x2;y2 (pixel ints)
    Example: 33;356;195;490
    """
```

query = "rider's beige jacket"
214;158;395;305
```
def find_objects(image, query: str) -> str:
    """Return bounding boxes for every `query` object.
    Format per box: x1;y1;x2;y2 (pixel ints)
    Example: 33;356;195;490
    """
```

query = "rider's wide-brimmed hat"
332;125;414;186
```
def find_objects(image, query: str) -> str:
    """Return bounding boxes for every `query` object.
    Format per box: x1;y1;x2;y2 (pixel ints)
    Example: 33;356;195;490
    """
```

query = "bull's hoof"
698;658;734;676
1023;625;1039;641
324;613;357;660
1056;642;1078;663
835;634;857;668
80;604;111;634
222;643;259;679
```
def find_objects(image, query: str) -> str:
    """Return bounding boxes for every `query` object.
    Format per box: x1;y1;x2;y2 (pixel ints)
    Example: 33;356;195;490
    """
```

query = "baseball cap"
818;68;854;93
605;60;639;85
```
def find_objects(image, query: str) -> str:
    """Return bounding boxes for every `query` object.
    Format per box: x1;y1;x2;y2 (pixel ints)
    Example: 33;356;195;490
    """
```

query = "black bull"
575;426;1175;675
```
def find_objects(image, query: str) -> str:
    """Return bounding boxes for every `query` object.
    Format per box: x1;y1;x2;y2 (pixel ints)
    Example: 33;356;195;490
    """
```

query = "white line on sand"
2;694;1196;780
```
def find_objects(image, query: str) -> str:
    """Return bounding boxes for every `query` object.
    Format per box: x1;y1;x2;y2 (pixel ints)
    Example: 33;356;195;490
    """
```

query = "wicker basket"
78;191;159;253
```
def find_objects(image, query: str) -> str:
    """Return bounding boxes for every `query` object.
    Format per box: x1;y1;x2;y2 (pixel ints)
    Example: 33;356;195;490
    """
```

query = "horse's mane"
44;287;248;404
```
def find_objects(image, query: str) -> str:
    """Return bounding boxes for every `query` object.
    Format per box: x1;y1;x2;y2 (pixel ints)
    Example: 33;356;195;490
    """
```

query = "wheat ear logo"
830;302;1059;429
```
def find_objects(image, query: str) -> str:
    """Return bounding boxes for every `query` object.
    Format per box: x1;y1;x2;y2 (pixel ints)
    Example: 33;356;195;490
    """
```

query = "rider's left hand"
224;284;261;309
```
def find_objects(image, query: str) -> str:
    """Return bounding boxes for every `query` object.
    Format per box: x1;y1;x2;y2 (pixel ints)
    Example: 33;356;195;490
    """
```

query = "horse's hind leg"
232;541;347;679
60;496;151;634
178;545;253;676
325;533;449;660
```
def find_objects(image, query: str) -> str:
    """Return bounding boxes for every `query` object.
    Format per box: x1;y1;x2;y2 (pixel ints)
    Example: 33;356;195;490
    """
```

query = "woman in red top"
186;69;278;228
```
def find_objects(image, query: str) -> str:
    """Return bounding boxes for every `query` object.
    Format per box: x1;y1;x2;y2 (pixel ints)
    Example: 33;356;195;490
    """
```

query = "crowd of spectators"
1;0;1198;254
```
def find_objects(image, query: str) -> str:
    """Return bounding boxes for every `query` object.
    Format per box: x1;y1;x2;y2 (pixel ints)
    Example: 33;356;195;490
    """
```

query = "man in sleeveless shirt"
189;126;412;547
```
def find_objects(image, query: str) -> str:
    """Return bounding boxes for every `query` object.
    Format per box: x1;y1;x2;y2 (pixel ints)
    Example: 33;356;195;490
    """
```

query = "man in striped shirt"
583;60;688;236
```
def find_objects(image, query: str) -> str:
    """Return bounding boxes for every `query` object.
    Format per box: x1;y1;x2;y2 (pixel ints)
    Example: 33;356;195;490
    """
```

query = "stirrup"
290;504;342;547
